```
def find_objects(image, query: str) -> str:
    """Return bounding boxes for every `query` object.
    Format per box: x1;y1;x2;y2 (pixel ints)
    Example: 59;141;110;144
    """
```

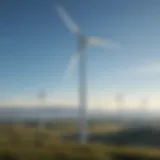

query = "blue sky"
1;0;160;108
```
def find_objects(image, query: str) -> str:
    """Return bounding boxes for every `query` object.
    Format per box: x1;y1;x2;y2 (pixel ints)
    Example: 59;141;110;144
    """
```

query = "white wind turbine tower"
56;4;120;144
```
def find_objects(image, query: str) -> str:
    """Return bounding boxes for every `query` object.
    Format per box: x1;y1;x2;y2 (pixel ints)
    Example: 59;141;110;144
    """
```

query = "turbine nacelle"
56;4;121;79
78;35;88;51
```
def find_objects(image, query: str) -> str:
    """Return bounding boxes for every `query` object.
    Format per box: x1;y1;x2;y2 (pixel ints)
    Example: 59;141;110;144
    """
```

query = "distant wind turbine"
115;93;124;123
56;3;120;144
38;89;46;106
37;89;47;131
34;89;47;147
139;97;149;121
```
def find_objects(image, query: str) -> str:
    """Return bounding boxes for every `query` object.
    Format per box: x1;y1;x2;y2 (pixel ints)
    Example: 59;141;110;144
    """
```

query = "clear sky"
1;0;160;109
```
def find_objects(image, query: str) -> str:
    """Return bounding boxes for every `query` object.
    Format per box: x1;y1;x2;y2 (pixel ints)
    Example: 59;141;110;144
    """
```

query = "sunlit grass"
0;122;159;160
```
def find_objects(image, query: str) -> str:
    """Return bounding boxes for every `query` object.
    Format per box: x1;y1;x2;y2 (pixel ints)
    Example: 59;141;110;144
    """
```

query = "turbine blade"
56;5;80;34
63;53;80;80
88;37;121;51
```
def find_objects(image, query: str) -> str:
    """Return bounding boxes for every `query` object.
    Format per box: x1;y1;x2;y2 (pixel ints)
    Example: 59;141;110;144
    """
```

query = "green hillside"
0;123;160;160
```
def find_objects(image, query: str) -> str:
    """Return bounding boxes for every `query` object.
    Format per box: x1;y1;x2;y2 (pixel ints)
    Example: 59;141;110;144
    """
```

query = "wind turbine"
56;4;120;144
139;97;149;122
115;93;125;123
34;89;47;147
37;89;47;131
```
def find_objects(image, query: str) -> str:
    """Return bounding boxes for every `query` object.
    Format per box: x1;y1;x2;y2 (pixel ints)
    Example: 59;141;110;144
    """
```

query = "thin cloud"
135;63;160;74
104;61;160;79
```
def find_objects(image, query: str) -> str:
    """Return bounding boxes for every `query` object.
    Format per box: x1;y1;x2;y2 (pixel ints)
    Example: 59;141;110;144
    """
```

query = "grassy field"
0;121;160;160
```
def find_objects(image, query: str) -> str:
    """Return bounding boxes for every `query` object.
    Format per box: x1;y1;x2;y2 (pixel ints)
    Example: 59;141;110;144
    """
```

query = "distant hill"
90;125;160;148
0;106;112;121
0;107;160;125
63;125;160;148
0;106;78;121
